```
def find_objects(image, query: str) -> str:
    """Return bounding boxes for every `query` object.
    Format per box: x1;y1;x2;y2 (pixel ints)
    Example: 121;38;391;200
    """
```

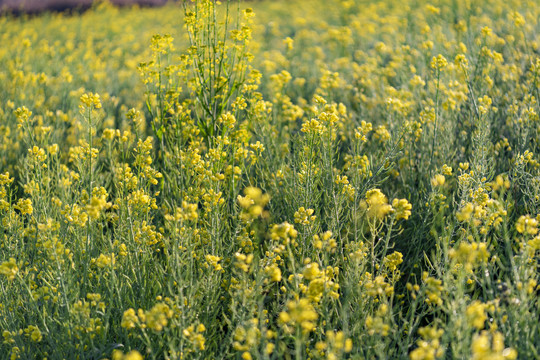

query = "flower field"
0;0;539;359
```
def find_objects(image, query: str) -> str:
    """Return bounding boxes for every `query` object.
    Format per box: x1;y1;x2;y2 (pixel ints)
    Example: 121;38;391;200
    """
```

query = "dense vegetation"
0;0;539;359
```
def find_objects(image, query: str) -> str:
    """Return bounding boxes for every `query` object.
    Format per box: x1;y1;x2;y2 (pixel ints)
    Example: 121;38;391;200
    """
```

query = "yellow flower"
303;263;321;281
283;37;294;51
456;203;474;222
354;121;373;142
121;308;139;330
511;11;525;27
113;350;143;360
364;189;393;220
425;4;440;14
422;273;444;307
183;323;206;350
374;125;391;142
442;165;453;175
205;255;223;272
364;274;394;297
471;331;517;360
279;298;318;334
430;174;445;187
431;54;448;70
94;253;115;268
265;343;275;355
301;118;325;135
515;215;538;235
384;251;404;272
0;258;18;281
454;54;469;69
235;252;254;272
449;242;489;271
365;305;390;336
345;338;353;352
237;187;270;220
264;264;282;282
14;198;33;216
294;207;316;225
79;92;102;109
409;326;444;360
25;326;42;342
392;198;412;220
466;301;488;330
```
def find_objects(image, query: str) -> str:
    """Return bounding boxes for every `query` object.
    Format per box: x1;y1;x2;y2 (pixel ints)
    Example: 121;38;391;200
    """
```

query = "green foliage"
0;0;539;359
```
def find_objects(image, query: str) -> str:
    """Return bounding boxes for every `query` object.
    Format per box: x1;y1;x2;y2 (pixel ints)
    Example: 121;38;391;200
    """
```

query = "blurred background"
0;0;168;13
